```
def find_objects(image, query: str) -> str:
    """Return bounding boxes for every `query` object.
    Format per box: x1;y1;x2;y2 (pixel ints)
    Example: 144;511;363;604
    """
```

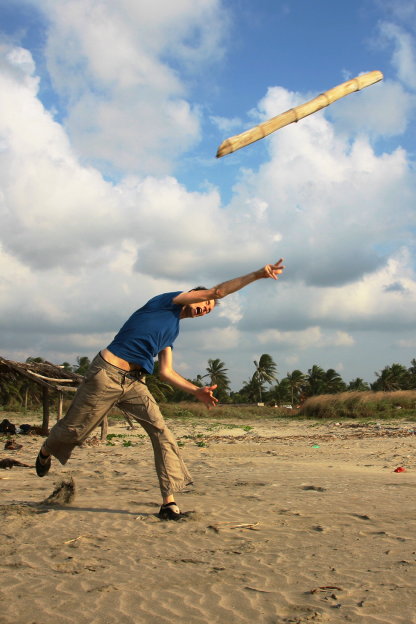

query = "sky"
0;0;415;390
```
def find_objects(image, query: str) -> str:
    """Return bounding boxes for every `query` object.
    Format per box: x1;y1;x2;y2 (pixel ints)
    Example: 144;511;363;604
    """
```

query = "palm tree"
372;363;410;391
239;376;259;403
348;377;370;392
203;359;230;390
202;359;230;402
323;368;346;394
253;354;278;402
285;369;307;406
271;378;292;406
306;365;325;396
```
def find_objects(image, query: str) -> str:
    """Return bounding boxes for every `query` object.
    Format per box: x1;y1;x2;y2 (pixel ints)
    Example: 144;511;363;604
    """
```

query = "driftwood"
24;370;77;383
216;70;383;158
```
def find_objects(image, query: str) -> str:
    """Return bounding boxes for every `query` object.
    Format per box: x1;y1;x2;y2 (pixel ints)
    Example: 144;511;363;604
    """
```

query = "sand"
1;415;415;624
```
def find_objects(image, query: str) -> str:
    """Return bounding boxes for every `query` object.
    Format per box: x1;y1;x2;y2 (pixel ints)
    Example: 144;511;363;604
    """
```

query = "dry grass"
299;390;416;420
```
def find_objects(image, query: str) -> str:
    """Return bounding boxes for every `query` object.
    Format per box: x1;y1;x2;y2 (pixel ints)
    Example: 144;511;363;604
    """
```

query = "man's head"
180;286;216;319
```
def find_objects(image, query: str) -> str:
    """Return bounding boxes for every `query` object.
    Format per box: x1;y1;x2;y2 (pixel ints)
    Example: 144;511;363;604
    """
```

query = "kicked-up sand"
1;415;415;624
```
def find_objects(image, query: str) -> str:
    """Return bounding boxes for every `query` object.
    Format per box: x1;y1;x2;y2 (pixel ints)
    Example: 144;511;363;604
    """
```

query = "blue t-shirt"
106;291;183;374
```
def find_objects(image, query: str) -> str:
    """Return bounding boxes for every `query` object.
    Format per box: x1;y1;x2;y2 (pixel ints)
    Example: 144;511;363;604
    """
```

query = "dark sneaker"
158;502;186;521
35;450;51;477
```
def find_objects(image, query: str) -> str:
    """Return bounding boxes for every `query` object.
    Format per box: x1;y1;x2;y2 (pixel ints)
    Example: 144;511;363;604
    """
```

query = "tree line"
57;354;415;406
1;355;415;410
187;356;416;406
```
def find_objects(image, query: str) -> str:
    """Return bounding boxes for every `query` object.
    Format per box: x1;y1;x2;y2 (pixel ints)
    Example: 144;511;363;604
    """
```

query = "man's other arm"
158;347;218;408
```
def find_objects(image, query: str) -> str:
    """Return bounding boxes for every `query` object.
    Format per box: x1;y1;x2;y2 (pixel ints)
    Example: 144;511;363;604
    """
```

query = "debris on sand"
0;458;31;469
4;439;23;450
0;419;16;434
41;477;76;505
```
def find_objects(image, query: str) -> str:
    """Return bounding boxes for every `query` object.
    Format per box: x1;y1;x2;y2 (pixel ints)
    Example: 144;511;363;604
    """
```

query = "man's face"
182;299;215;319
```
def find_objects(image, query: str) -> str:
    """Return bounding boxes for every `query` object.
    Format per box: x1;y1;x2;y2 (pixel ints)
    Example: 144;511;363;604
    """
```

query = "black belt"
99;353;145;381
123;369;146;381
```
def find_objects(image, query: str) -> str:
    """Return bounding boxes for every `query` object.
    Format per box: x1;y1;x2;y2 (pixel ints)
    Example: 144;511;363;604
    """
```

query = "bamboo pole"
57;391;63;422
42;387;50;435
216;70;383;158
25;370;77;383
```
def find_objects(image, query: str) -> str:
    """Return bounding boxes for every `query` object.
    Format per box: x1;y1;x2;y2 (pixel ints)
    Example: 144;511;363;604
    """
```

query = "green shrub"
159;402;295;421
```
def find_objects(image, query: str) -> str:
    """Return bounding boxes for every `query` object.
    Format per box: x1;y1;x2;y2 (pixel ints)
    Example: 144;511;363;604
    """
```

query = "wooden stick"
216;70;383;158
208;521;260;531
25;370;77;383
63;535;87;544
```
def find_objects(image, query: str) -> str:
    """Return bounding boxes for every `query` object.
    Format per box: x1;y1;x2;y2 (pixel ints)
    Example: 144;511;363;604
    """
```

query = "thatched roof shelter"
0;356;83;434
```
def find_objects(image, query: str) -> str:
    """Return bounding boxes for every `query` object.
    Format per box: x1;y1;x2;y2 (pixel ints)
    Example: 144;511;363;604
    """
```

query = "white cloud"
210;115;243;133
1;4;416;389
227;81;415;292
199;326;241;351
397;338;416;348
256;327;355;350
315;248;416;329
328;79;414;137
379;21;416;90
27;0;228;175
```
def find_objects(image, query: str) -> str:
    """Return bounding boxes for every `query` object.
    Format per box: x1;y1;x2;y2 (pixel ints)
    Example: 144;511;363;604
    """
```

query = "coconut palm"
348;377;370;392
271;378;292;406
203;358;230;391
372;363;410;391
323;368;346;394
305;365;325;396
285;369;307;406
253;354;278;402
239;376;260;403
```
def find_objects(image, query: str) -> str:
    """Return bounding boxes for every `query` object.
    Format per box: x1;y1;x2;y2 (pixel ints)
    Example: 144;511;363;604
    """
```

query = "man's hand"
194;385;218;408
258;258;285;280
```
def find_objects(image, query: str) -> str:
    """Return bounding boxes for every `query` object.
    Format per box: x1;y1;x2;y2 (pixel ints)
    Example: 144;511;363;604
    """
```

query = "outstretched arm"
172;259;285;306
158;347;218;408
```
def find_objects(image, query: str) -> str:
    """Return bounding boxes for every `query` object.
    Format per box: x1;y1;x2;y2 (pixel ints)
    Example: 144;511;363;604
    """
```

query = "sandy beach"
1;414;415;624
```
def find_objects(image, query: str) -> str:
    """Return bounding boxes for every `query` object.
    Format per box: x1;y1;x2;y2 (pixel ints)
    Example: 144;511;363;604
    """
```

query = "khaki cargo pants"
44;353;192;497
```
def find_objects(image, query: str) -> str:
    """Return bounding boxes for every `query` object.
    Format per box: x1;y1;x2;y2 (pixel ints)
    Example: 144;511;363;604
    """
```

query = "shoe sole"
35;453;51;477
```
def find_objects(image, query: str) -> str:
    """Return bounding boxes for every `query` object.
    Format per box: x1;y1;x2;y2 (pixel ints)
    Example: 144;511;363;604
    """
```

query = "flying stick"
216;70;383;158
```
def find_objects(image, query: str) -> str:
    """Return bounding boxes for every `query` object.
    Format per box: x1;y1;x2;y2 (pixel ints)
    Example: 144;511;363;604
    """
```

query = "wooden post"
100;415;108;441
41;387;50;435
57;391;63;422
121;409;136;429
23;386;28;412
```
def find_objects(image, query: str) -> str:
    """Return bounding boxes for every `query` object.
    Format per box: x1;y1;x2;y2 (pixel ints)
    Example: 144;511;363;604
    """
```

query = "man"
36;259;285;520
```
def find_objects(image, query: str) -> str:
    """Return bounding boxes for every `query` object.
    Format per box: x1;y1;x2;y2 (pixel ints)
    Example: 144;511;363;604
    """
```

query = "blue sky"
0;0;415;390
